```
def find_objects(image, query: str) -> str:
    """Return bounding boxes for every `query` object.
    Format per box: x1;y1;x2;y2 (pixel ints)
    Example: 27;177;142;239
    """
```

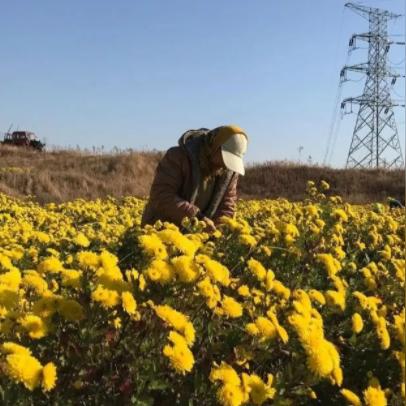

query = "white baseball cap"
221;133;248;176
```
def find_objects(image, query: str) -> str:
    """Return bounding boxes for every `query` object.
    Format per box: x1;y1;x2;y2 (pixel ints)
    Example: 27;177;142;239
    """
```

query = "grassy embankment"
0;145;404;204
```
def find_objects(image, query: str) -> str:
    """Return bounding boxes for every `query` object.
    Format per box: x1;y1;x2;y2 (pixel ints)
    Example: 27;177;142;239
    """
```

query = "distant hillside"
0;145;404;204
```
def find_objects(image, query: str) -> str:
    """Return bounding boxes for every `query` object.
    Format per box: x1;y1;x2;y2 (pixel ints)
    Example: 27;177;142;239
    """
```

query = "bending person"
141;125;249;231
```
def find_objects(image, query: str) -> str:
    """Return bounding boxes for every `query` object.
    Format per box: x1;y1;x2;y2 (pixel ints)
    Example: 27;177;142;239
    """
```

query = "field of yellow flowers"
0;181;404;405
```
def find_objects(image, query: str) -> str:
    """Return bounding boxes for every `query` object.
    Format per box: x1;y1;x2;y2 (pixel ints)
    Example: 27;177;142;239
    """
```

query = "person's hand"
202;217;216;233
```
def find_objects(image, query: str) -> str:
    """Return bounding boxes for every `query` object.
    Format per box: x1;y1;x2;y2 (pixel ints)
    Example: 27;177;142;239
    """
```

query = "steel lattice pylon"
340;2;405;169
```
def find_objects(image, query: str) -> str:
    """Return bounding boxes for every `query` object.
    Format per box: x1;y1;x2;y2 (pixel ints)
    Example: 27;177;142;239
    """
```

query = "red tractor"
2;131;45;151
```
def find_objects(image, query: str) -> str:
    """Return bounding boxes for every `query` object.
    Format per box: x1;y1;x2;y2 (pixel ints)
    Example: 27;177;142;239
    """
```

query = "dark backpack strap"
203;170;234;219
180;129;210;205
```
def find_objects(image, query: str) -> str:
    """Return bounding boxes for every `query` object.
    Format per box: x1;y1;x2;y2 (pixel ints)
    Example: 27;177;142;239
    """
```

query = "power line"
323;4;347;165
388;57;406;65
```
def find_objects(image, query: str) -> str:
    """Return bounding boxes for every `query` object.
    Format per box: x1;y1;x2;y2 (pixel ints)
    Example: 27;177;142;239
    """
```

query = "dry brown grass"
0;145;162;203
240;161;405;204
0;145;404;204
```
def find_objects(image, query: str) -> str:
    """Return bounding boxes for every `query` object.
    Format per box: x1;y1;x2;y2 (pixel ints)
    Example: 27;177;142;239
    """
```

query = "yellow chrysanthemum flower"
340;388;362;406
216;383;246;406
5;353;43;391
363;384;387;406
218;295;243;318
247;258;267;282
121;291;137;315
138;233;168;260
196;255;230;287
18;314;49;339
351;313;363;334
91;285;120;308
242;373;276;405
237;285;250;297
73;233;90;248
37;257;64;274
162;331;194;374
154;304;195;346
42;362;57;392
210;362;241;386
1;342;32;356
171;255;199;283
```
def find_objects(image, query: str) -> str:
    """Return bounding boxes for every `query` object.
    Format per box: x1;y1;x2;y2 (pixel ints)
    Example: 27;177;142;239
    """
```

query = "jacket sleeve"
147;147;200;225
213;173;238;223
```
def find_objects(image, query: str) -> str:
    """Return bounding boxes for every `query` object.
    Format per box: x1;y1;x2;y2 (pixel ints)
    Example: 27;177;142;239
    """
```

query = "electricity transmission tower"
339;2;405;169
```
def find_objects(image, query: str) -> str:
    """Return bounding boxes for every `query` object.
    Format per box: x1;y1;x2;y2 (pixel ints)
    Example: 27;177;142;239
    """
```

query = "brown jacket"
141;131;238;227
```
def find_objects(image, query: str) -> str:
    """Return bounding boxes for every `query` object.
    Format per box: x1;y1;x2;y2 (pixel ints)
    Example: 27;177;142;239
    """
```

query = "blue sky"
0;0;404;167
